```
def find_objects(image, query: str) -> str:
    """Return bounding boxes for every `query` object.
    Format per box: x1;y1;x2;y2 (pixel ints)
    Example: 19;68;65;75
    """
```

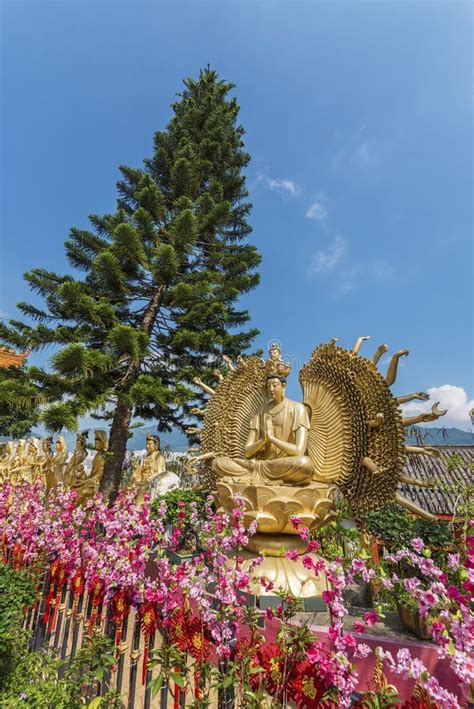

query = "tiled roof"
401;446;473;517
0;347;29;368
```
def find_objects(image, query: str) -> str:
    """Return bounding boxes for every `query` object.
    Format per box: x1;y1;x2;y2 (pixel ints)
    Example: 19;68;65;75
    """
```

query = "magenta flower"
363;610;379;627
322;589;335;604
298;526;309;541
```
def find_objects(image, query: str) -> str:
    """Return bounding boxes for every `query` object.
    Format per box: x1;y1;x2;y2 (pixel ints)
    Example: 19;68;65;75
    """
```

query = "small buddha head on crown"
264;342;292;381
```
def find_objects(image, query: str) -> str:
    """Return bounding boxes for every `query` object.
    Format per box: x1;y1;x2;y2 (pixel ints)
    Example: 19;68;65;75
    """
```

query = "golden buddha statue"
66;430;107;506
0;441;15;480
131;433;168;504
45;436;67;495
193;337;445;597
35;438;52;482
14;439;38;484
89;430;107;485
64;432;88;488
213;347;314;486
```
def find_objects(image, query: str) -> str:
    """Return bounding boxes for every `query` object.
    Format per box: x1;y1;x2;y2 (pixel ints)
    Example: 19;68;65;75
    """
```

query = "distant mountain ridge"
7;425;473;452
405;426;474;446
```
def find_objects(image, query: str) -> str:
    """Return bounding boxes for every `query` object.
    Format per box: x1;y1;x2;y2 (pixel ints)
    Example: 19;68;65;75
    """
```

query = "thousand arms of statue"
196;339;445;525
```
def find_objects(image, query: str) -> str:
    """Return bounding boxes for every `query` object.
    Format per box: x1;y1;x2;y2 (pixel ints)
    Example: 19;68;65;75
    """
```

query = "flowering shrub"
0;480;472;708
151;487;209;554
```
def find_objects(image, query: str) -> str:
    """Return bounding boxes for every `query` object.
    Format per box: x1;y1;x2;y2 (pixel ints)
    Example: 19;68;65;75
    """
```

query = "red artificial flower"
88;576;105;607
168;608;190;653
70;568;85;597
288;660;332;708
110;589;129;623
187;616;210;662
257;643;285;696
139;601;158;685
140;601;158;637
168;609;210;661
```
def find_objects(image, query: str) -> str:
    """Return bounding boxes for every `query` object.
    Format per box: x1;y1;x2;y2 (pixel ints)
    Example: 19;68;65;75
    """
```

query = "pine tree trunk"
100;285;165;501
99;398;133;502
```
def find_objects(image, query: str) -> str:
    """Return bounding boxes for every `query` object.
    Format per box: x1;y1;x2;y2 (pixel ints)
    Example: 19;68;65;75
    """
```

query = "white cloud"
355;140;377;167
310;235;345;274
401;385;474;431
257;173;301;197
306;199;327;221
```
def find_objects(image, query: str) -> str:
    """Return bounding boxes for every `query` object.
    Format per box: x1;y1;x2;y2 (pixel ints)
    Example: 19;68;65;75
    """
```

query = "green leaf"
170;671;186;688
87;698;102;709
149;672;164;698
222;674;234;688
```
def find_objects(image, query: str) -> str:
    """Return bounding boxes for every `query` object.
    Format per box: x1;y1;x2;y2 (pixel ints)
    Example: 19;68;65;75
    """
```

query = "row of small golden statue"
0;429;180;506
0;436;68;493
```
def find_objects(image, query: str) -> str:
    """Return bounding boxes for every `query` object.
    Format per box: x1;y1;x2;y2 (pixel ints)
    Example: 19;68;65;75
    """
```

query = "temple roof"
0;347;29;368
400;446;474;517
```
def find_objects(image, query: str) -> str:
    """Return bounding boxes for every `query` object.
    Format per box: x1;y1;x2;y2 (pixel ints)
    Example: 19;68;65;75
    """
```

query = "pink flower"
351;558;367;573
306;642;323;663
290;516;301;529
421;590;439;607
307;539;320;552
298;526;309;541
352;621;366;634
363;610;379;627
447;585;465;604
343;633;357;648
463;578;474;594
411;537;425;553
285;549;299;561
322;590;335;604
327;621;343;642
354;643;371;658
447;553;460;570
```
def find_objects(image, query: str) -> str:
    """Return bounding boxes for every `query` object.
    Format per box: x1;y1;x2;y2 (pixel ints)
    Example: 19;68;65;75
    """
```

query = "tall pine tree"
0;68;261;498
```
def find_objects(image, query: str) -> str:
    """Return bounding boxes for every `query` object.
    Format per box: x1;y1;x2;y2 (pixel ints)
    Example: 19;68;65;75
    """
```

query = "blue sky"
1;1;473;431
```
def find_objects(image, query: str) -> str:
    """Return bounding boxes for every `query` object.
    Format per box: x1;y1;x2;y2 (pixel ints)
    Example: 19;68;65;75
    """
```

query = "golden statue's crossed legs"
212;455;314;486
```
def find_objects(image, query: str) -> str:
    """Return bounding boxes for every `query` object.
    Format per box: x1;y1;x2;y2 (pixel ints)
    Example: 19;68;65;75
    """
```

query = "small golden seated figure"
131;434;168;504
213;346;314;487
